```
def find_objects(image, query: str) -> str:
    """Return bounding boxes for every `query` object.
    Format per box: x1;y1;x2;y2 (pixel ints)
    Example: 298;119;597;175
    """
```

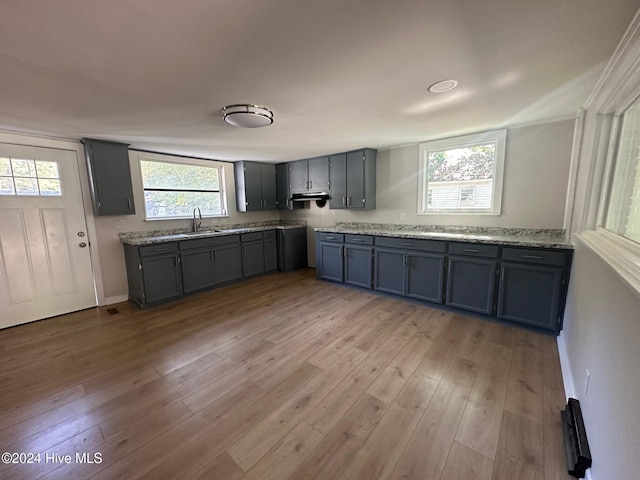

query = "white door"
0;144;96;329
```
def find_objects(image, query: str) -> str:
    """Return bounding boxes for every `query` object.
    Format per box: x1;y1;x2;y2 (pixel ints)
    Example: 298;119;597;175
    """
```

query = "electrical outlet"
584;369;590;395
114;219;125;230
399;212;405;221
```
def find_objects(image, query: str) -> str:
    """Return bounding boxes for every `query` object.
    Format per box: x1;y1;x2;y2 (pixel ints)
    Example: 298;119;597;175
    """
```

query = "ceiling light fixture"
427;79;458;93
222;104;273;128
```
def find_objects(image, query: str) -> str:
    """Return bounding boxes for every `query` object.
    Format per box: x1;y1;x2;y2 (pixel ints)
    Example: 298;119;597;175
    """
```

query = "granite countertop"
120;221;307;246
314;222;573;249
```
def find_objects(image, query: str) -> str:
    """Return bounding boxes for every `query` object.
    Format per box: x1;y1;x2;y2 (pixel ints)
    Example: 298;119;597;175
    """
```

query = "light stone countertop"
120;221;307;246
314;223;573;249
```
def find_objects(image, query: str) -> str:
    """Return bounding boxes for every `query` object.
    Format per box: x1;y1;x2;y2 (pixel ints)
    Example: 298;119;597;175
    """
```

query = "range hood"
291;191;331;207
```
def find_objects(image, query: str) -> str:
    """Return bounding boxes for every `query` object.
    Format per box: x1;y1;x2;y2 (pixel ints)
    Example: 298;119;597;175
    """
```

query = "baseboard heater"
561;398;592;478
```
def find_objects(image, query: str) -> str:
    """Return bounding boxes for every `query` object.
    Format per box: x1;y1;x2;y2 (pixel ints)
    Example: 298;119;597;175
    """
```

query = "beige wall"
561;239;640;480
283;119;575;265
95;150;278;301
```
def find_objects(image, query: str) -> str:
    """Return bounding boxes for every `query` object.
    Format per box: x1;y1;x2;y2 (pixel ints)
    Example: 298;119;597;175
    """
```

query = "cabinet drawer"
139;242;179;257
317;233;344;243
375;236;446;253
449;242;499;258
241;232;263;242
179;234;239;251
345;234;373;245
262;229;276;239
501;247;568;266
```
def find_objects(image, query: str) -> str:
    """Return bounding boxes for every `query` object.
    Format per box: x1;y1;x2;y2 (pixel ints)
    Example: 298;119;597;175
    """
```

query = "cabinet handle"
352;238;363;242
210;251;213;260
309;180;312;189
403;255;407;266
343;196;346;206
463;248;479;253
154;248;168;252
127;198;132;209
347;196;352;206
325;236;335;240
401;243;413;246
522;254;543;260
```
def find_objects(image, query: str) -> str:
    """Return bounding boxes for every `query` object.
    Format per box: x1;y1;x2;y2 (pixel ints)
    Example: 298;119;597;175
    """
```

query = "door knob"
79;242;87;248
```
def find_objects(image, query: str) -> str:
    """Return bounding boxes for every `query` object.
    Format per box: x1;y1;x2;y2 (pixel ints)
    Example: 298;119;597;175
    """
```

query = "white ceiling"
0;0;637;162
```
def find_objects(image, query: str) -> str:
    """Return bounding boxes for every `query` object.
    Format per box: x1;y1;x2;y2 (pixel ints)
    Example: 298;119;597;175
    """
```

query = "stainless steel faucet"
192;207;202;232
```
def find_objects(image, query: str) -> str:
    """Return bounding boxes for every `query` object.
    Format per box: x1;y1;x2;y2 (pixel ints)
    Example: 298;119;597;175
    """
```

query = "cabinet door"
276;163;292;210
289;160;308;193
214;244;243;284
374;248;405;296
261;163;277;209
497;262;563;331
308;156;330;191
406;252;445;303
84;139;135;215
242;240;265;277
345;245;373;289
329;153;347;209
141;254;182;304
264;237;278;272
346;150;365;208
319;243;344;282
243;162;264;211
181;249;216;293
446;256;497;315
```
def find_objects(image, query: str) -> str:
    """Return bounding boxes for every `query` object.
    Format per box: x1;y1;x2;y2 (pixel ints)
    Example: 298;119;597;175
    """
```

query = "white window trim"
136;153;228;221
574;14;640;299
417;129;506;215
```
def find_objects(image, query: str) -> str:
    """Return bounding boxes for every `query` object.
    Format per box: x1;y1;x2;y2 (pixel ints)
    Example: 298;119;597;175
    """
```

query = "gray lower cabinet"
264;231;278;272
446;256;497;315
497;247;570;332
180;235;242;292
214;243;243;284
316;233;345;282
374;236;446;302
374;248;405;296
344;240;373;288
242;232;265;277
406;252;445;303
277;227;308;272
124;242;183;307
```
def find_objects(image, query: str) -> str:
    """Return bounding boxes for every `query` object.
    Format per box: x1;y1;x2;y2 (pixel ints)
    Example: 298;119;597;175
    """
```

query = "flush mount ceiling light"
428;79;459;93
222;104;273;128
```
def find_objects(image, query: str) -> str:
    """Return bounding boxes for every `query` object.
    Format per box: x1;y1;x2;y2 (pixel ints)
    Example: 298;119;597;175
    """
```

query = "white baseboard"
557;331;576;399
557;333;595;480
103;294;128;306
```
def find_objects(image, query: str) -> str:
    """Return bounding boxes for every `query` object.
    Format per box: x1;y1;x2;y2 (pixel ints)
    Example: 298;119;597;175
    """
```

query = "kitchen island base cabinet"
497;262;563;331
446;257;497;315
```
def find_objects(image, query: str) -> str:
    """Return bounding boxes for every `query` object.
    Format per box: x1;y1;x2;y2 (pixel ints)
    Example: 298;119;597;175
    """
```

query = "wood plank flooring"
0;269;573;480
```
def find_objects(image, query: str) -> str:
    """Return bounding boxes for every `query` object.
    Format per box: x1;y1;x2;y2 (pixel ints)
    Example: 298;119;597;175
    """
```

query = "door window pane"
0;158;62;196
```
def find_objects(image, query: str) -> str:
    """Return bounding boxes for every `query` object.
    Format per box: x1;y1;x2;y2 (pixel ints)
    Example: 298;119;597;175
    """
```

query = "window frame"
417;129;506;215
577;61;640;297
138;155;228;221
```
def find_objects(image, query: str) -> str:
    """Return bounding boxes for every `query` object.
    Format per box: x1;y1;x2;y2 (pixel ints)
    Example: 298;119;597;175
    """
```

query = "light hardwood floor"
0;269;573;480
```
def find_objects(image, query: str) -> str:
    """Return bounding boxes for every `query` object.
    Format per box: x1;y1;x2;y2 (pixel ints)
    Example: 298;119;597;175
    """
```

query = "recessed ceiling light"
428;80;459;93
222;104;273;128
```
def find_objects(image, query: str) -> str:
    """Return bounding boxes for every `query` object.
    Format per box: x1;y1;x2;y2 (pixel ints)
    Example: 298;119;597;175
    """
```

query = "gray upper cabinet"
82;138;135;216
329;149;376;209
234;161;277;211
276;163;302;210
289;157;330;193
